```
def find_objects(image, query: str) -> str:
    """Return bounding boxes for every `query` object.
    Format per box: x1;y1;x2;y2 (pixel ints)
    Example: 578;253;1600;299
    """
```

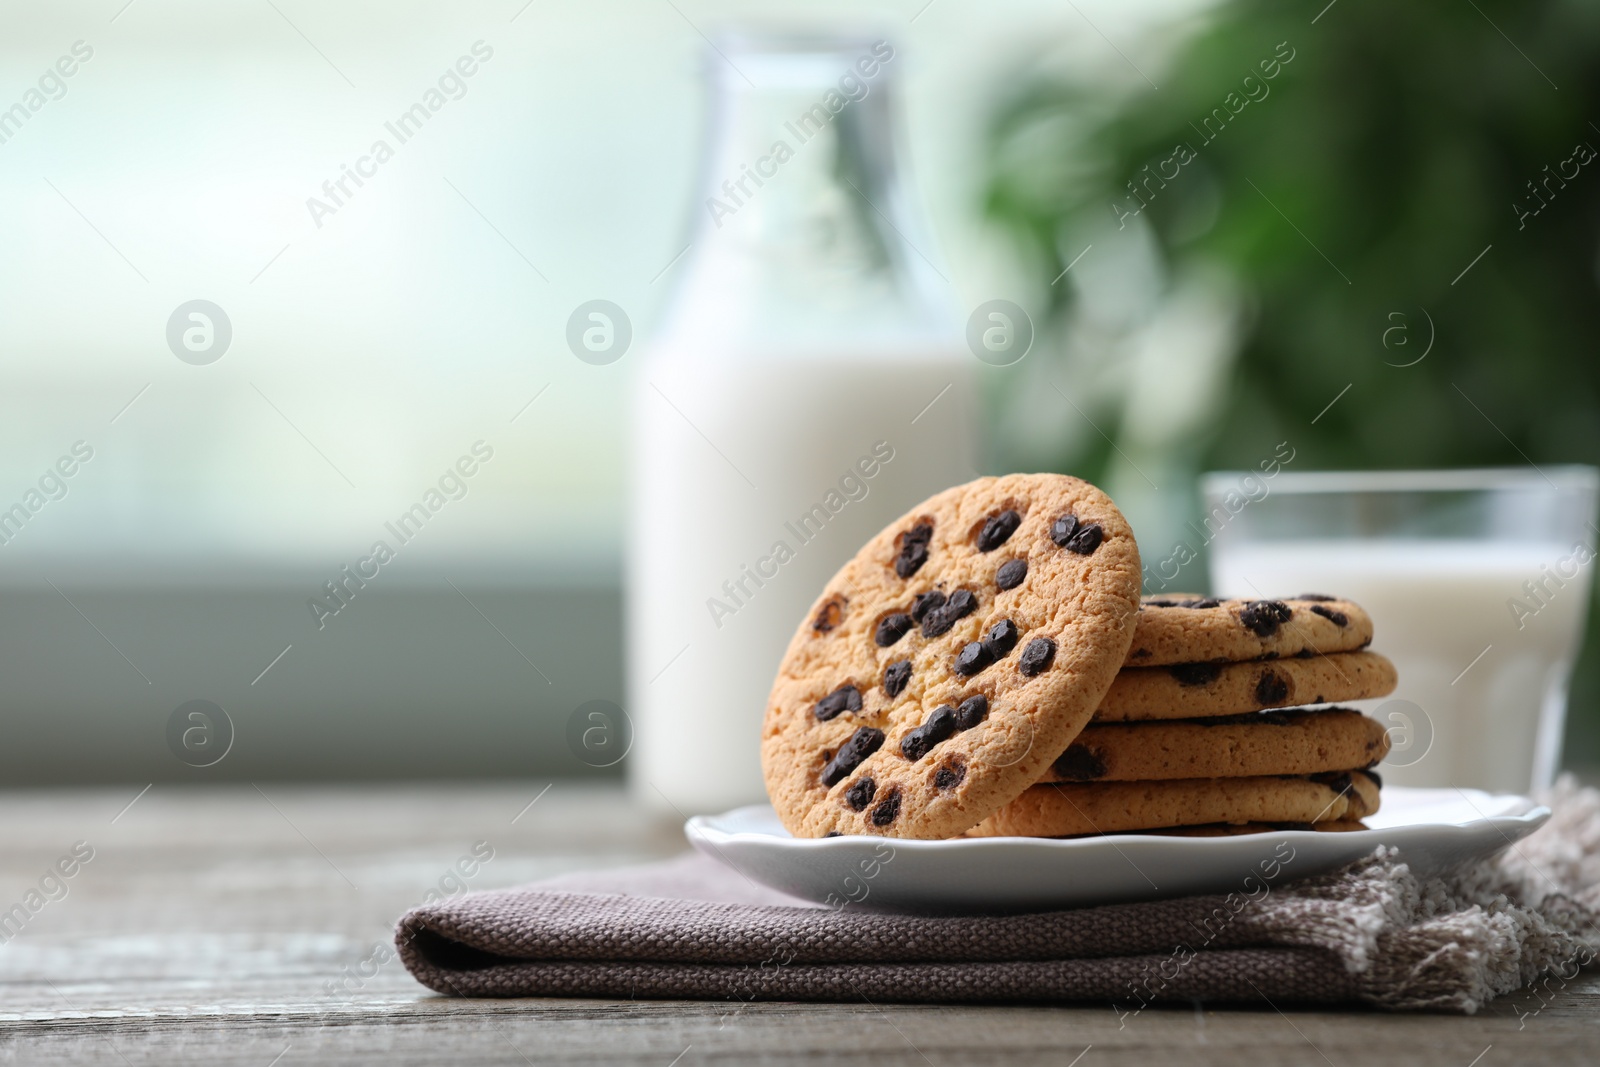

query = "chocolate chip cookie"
1124;594;1373;666
971;770;1382;837
1041;708;1390;782
1093;651;1396;721
762;474;1141;839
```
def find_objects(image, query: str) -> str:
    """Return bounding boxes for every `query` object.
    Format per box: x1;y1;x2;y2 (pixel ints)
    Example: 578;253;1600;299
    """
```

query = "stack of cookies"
760;473;1396;841
974;594;1395;837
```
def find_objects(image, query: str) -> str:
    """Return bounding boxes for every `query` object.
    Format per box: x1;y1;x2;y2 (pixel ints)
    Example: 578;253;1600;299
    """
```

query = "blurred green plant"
982;0;1600;765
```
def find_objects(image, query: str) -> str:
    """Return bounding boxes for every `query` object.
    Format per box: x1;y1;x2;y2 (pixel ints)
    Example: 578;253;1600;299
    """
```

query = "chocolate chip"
1296;648;1317;659
824;831;843;838
920;588;977;638
844;777;876;811
895;524;933;579
910;590;946;622
1064;523;1103;555
895;542;928;579
1148;597;1220;609
933;762;966;790
954;695;988;730
1169;662;1223;686
1309;604;1349;627
1297;593;1336;602
900;705;957;761
1053;744;1107;781
1255;669;1289;705
1189;598;1221;609
954;641;993;676
874;612;914;647
870;789;901;827
820;727;884;787
983;619;1020;658
1239;599;1293;636
995;558;1028;591
1261;651;1279;660
977;510;1021;552
1050;514;1079;546
1310;770;1354;794
1364;769;1384;788
812;685;862;721
812;595;846;632
1018;636;1056;676
883;659;912;698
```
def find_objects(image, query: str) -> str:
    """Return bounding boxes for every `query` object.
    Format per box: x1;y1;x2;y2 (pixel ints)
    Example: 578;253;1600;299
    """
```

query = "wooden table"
1;783;1595;1065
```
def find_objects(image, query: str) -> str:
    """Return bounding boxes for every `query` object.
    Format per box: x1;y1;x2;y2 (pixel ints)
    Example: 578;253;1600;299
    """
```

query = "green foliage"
984;0;1600;475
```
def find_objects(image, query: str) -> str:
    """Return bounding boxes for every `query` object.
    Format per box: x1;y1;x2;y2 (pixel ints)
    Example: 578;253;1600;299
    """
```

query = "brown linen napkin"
396;778;1600;1013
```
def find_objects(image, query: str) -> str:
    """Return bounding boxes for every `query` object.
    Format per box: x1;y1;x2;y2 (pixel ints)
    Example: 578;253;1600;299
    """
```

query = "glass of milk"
626;34;977;814
1203;467;1598;794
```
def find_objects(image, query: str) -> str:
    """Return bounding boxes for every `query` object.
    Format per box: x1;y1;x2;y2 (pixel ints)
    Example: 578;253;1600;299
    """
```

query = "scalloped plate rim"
684;786;1551;912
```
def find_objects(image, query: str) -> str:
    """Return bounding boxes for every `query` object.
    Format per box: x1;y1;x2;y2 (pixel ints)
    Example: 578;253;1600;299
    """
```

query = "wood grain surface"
0;783;1594;1065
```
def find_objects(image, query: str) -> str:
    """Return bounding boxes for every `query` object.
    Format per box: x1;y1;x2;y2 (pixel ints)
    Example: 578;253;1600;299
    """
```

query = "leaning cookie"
1095;651;1396;722
1041;708;1390;782
1123;594;1373;666
970;770;1381;837
761;473;1141;839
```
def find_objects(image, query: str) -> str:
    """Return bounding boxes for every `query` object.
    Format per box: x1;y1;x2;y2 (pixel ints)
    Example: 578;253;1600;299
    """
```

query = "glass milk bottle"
628;34;977;813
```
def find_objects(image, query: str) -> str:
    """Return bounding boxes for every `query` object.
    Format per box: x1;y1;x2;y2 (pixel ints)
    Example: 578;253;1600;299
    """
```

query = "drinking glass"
1202;466;1598;794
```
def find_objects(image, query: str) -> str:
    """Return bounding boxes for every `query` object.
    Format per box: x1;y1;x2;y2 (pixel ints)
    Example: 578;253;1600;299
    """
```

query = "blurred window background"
2;0;1596;784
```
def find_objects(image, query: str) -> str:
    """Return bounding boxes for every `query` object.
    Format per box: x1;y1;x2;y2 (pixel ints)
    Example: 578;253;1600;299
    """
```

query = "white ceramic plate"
685;787;1548;913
